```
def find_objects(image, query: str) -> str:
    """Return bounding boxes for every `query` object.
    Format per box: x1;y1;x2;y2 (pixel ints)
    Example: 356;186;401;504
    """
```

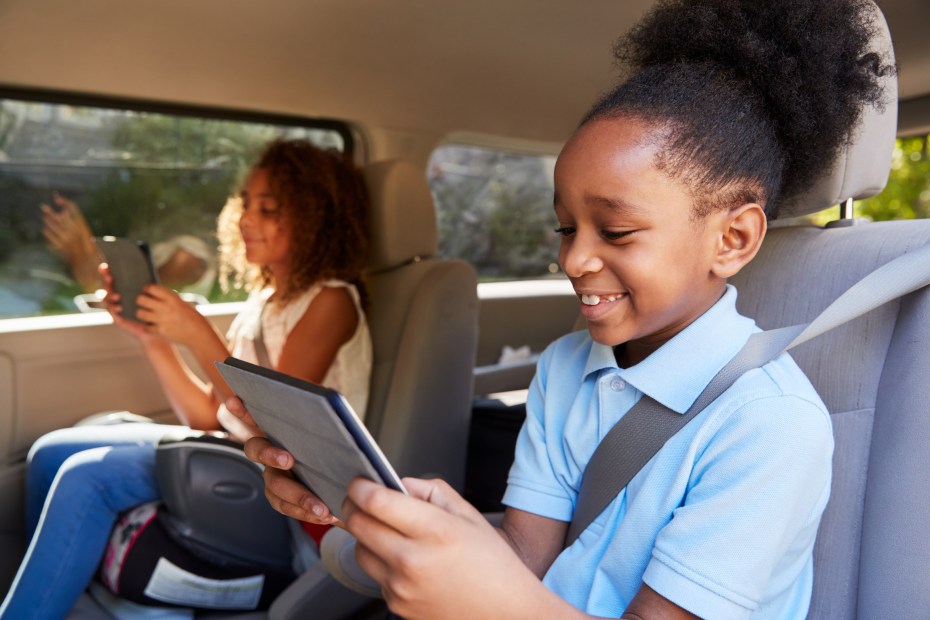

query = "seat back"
729;3;930;616
360;159;478;490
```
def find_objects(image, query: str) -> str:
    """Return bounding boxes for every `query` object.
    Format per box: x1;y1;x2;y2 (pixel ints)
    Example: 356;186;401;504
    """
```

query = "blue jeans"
0;423;184;620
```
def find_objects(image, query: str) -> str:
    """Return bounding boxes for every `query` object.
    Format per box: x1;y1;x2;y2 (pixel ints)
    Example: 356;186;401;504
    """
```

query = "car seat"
727;3;930;617
68;159;479;619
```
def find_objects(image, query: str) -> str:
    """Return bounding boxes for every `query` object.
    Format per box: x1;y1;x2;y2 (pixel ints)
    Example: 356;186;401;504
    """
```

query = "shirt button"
610;377;626;392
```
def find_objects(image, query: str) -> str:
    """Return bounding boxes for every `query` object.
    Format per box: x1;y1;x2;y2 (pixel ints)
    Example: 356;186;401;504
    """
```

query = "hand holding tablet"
95;236;159;323
215;357;407;522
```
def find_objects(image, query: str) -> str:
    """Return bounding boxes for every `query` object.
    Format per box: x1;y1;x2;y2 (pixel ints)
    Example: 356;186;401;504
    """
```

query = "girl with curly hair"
1;138;372;619
246;1;893;618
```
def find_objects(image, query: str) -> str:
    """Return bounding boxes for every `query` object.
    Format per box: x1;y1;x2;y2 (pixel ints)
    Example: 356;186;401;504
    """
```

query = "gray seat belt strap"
566;242;930;546
254;305;273;369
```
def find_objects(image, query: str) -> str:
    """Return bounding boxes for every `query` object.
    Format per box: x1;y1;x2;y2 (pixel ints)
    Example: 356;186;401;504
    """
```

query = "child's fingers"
342;492;412;568
135;292;162;314
224;396;259;428
401;477;485;521
40;205;62;229
347;477;481;541
262;466;340;525
345;480;432;545
98;265;118;295
52;192;79;214
352;540;389;592
244;436;294;470
142;284;174;300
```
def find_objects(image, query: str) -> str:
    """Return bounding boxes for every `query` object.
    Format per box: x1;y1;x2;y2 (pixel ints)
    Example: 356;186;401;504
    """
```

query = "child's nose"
560;236;604;278
238;208;254;229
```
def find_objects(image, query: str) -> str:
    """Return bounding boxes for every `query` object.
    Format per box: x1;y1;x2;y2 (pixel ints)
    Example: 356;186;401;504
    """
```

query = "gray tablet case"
94;236;158;322
215;357;407;521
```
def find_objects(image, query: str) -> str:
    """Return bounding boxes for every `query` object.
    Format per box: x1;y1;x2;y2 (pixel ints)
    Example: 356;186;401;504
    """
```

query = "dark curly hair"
582;0;895;218
217;139;369;303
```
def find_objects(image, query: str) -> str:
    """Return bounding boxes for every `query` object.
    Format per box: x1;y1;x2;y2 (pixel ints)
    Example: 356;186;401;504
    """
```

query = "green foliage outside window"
428;145;560;281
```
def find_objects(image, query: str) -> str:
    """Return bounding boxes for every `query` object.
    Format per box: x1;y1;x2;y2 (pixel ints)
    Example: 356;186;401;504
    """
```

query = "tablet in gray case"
94;236;158;323
215;357;407;522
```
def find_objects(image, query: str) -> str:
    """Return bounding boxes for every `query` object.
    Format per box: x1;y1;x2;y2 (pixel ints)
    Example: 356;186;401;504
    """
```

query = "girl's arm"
141;284;358;428
105;271;229;430
135;285;231;429
140;337;224;430
274;285;359;382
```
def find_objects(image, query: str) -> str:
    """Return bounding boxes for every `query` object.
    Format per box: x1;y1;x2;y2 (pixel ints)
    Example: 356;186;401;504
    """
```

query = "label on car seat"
144;557;264;609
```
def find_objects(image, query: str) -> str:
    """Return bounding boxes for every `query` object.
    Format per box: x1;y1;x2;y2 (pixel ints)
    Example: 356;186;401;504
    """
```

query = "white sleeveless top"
217;280;372;438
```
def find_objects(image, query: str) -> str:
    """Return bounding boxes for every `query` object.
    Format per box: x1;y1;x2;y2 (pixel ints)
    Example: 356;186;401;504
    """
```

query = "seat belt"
566;241;930;546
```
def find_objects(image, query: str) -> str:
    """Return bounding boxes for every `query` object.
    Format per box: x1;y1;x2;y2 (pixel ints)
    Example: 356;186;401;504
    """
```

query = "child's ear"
711;203;767;279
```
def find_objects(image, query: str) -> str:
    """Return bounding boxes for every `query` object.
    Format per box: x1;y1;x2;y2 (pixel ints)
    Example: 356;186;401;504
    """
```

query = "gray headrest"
363;159;439;272
777;0;897;220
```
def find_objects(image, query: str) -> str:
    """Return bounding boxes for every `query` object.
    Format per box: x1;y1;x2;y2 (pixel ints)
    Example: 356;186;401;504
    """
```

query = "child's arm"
345;477;699;620
103;268;226;430
237;432;701;619
273;285;359;383
240;431;573;565
40;193;102;293
134;284;232;414
345;476;583;620
498;507;568;578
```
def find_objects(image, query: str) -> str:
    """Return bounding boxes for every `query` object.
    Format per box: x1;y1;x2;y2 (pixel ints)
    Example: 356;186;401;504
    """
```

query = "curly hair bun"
593;0;895;214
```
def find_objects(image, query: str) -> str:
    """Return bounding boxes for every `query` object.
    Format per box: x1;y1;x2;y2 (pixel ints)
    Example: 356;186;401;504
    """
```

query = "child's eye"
258;201;281;217
602;230;634;242
554;226;576;237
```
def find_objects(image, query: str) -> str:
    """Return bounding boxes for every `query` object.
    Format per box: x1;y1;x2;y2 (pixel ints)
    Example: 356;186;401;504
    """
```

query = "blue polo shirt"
503;285;833;619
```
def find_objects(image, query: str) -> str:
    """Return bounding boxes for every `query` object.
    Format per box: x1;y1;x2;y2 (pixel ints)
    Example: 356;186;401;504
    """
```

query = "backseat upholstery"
728;2;930;616
731;221;930;618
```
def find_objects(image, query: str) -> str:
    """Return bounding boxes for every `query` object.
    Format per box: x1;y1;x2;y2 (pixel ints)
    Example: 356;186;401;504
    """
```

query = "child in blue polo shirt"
238;0;893;617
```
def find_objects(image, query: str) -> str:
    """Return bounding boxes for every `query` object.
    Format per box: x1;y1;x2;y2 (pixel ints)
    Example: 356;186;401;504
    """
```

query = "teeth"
581;294;621;305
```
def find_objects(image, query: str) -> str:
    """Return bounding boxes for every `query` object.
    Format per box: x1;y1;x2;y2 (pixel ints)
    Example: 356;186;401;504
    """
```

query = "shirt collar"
582;285;756;413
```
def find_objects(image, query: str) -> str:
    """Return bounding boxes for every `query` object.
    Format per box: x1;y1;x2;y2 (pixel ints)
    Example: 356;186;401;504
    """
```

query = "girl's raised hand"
100;263;152;340
135;285;210;346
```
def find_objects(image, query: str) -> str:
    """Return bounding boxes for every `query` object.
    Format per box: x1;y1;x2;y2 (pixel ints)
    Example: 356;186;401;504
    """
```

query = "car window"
427;143;562;281
0;92;350;319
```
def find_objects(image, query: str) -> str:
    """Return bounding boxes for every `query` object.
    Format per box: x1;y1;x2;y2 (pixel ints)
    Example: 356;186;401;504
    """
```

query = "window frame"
0;86;356;158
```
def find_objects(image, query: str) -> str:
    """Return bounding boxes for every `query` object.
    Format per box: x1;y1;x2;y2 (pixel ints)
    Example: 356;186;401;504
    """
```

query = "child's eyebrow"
587;194;647;216
552;193;647;217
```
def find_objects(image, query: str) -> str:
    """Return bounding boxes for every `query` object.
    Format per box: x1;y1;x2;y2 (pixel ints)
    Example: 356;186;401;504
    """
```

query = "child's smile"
554;116;735;365
578;291;628;321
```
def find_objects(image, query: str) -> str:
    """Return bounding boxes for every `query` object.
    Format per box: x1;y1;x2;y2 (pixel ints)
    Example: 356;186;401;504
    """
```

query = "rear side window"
428;144;561;281
0;91;350;319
